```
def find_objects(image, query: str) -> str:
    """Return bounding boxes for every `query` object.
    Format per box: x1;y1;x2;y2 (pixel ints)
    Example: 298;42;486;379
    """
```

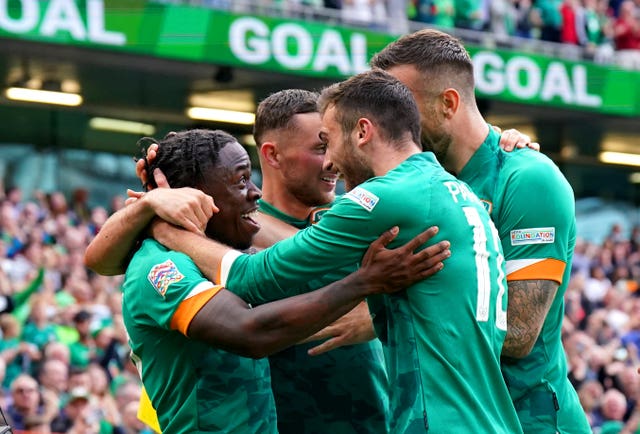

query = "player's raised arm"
84;184;216;276
188;226;450;358
84;143;218;276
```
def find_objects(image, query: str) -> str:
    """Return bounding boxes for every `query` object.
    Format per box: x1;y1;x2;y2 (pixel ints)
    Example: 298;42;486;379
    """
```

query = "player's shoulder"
502;149;568;186
126;239;194;285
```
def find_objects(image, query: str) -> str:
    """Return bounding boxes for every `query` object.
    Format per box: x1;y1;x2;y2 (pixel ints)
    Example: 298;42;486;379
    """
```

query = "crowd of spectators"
199;0;640;70
0;183;148;433
1;179;640;433
565;222;640;433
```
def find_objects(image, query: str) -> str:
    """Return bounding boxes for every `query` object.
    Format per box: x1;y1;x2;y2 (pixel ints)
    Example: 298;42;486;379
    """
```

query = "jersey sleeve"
225;185;401;306
497;159;575;285
131;250;224;335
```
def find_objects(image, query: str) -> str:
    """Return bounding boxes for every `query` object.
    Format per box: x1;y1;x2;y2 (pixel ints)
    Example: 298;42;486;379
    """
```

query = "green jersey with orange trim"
458;126;590;433
258;199;390;434
223;153;522;433
122;239;276;434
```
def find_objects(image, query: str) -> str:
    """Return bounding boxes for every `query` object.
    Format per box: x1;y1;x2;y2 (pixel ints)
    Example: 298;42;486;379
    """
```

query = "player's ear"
441;88;460;119
259;142;280;168
356;118;374;148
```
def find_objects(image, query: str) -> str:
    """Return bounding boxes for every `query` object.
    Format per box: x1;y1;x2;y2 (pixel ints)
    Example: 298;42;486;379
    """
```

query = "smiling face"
201;141;262;250
319;105;374;192
278;112;338;207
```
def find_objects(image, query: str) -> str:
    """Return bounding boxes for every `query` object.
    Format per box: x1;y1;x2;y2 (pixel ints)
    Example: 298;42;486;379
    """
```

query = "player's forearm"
241;271;374;358
151;223;233;283
84;197;157;275
501;279;558;358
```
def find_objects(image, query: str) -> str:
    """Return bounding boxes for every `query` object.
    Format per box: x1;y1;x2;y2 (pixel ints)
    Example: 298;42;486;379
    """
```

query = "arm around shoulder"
84;194;158;275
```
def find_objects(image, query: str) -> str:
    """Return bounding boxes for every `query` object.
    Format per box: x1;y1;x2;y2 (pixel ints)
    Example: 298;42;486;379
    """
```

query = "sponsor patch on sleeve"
345;187;379;212
510;227;555;246
147;259;185;298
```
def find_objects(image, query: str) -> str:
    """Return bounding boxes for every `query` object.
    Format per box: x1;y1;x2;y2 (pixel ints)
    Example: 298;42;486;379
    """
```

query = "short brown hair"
318;70;421;146
253;89;319;145
371;29;475;101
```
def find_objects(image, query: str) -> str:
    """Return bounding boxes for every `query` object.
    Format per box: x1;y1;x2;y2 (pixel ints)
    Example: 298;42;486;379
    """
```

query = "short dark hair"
140;129;237;191
317;70;421;146
371;29;475;100
253;89;319;145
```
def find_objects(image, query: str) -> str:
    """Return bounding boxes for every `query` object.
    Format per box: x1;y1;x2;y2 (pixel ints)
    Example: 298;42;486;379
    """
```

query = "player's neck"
447;113;490;174
372;140;421;177
261;183;313;221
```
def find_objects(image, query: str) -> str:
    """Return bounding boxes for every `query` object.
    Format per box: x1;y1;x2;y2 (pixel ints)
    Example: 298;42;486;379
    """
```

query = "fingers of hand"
126;189;144;199
401;240;450;280
135;159;146;180
418;253;450;278
373;226;399;249
362;229;397;265
301;327;335;343
403;226;438;252
204;196;219;215
172;199;210;234
307;337;341;356
417;240;450;259
154;168;170;188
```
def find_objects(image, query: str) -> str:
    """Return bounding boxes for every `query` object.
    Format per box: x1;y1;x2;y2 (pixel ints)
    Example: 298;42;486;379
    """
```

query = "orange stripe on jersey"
215;267;221;286
170;285;224;335
506;258;566;284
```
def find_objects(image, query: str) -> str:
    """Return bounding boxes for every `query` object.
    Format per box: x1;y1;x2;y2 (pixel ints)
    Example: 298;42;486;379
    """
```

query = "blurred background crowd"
0;185;145;433
0;183;638;433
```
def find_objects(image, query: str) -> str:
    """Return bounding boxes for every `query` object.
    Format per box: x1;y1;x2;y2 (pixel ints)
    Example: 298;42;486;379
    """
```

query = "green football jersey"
258;199;390;434
458;126;590;433
122;239;276;434
223;153;522;433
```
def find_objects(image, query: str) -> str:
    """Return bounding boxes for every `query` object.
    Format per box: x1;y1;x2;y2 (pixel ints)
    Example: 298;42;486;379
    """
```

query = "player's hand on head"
152;168;170;188
358;226;451;295
137;143;159;187
124;189;144;206
497;128;540;152
145;188;218;235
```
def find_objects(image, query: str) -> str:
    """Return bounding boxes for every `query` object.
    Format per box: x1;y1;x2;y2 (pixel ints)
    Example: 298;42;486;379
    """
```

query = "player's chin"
239;220;261;244
240;214;261;233
317;190;336;204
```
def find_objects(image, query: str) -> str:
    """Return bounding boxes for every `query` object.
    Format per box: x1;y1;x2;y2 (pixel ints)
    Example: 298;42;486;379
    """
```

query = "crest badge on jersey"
345;187;379;212
510;227;555;246
309;206;331;224
147;259;184;298
480;199;493;214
